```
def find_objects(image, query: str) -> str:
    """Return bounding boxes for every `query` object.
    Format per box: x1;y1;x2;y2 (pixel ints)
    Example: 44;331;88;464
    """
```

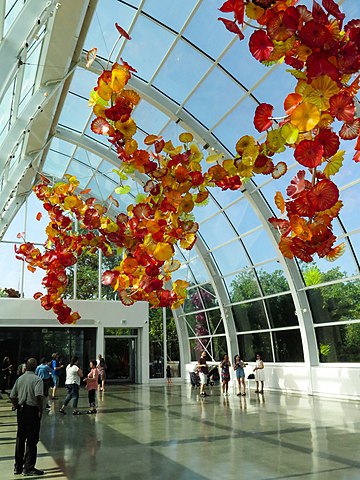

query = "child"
166;365;172;384
84;360;98;414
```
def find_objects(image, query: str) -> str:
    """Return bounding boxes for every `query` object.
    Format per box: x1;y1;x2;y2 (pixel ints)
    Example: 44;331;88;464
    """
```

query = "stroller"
207;365;220;386
190;371;200;387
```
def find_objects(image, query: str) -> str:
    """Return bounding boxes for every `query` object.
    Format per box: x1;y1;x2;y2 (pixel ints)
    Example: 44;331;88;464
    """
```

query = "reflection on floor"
1;384;360;479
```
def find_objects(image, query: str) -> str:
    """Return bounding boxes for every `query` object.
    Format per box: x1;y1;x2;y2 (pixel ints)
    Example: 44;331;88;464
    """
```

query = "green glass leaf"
115;185;131;195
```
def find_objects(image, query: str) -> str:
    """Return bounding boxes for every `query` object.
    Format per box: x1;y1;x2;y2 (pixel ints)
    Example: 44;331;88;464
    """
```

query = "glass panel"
315;324;360;363
225;199;261;234
0;327;96;385
184;312;209;337
0;81;14;141
149;307;164;378
104;328;137;336
153;40;212;104
212;95;259;148
3;203;25;242
84;0;134;59
211;240;250;275
122;16;176;81
66;250;99;300
166;309;180;377
184;68;246;129
183;0;232;58
307;277;360;324
337;183;360;233
257;263;290;295
232;300;268;332
24;193;49;244
241;229;278;264
199;284;218;310
187;255;210;284
58;93;89;132
209;309;225;335
132;99;169;135
105;337;136;382
200;214;236;249
143;0;197;32
0;242;23;293
19;41;42;112
265;294;298;328
227;269;262;302
189;336;227;362
237;332;273;363
273;330;304;362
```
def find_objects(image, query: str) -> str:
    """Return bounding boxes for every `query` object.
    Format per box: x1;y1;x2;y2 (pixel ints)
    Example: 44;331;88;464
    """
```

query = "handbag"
247;373;255;380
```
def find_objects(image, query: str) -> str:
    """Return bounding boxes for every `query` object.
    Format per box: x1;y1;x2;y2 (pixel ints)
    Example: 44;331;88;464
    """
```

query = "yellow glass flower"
246;2;264;20
110;67;130;92
242;145;259;166
153;242;174;261
236;135;256;154
290;102;321;132
266;129;286;153
125;139;138;155
115;118;137;138
296;45;312;62
302;76;340;111
179;132;194;143
122;89;140;106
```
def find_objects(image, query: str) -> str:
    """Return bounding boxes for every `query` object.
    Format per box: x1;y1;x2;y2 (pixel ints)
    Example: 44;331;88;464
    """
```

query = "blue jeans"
63;384;79;408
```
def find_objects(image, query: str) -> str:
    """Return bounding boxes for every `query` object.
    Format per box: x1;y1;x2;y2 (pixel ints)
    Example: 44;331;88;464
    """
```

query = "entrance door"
105;337;136;383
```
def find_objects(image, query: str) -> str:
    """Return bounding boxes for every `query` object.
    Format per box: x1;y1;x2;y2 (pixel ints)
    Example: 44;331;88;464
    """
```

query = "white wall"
186;362;360;400
0;298;149;383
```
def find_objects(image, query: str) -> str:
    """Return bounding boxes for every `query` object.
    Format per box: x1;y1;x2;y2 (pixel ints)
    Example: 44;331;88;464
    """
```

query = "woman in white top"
59;356;83;415
253;353;265;394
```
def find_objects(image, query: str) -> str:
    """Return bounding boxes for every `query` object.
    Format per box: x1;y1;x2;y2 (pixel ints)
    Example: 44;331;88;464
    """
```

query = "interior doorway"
104;336;137;383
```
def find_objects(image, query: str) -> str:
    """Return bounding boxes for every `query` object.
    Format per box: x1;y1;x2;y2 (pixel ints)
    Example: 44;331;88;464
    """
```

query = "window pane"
315;324;360;363
227;269;262;302
307;279;360;324
257;264;290;295
232;300;268;332
237;332;273;362
265;294;298;328
273;330;304;362
149;308;164;378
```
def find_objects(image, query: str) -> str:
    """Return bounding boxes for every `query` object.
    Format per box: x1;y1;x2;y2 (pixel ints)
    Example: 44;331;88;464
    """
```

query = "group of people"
6;353;107;476
197;351;265;397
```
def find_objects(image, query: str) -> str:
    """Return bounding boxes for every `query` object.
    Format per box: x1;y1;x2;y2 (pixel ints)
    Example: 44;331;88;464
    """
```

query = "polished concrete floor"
1;383;360;479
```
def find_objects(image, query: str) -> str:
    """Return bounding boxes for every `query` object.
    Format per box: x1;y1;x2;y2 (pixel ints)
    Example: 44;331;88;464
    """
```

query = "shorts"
53;375;59;387
199;372;207;385
236;369;245;379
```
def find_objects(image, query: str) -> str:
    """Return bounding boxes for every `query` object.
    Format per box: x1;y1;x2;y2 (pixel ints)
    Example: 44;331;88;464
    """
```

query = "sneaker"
14;465;22;475
59;408;66;415
23;468;44;476
45;404;51;409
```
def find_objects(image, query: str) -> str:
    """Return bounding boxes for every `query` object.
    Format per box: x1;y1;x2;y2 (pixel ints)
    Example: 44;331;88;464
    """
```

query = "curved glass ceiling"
1;0;360;365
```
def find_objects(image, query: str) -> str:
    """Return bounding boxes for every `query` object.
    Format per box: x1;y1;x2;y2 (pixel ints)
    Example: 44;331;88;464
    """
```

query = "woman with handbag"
233;354;247;396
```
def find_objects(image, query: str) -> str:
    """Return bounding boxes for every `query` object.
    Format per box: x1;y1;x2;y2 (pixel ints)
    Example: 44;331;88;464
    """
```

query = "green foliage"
319;343;331;356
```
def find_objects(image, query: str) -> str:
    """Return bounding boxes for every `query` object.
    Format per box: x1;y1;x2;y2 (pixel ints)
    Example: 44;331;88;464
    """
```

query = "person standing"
197;351;209;397
234;354;247;396
84;360;98;414
254;353;265;394
1;356;13;394
96;354;107;392
10;358;44;476
166;365;172;384
50;353;63;400
220;354;231;396
59;356;83;415
35;358;52;410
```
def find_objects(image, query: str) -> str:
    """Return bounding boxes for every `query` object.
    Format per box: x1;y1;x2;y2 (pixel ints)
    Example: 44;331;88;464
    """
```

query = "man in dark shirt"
10;358;44;476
